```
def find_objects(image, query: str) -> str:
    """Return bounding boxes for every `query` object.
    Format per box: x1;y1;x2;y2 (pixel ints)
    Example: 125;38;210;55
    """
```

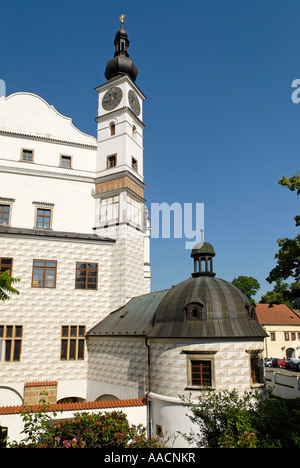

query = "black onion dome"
105;25;139;82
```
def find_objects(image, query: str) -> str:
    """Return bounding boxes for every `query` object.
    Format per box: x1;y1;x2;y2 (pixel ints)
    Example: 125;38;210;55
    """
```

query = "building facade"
0;20;269;448
256;304;300;359
87;242;268;446
0;20;150;407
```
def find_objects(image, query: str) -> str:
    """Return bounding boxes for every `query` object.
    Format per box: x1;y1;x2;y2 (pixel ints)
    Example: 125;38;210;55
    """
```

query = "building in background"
256;304;300;359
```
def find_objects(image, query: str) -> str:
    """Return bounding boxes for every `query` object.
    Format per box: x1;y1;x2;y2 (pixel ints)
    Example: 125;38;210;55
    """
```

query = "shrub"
8;404;163;448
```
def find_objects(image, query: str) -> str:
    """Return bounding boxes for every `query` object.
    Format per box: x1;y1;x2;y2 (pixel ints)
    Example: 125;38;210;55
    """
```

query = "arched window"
185;302;203;321
110;122;116;136
246;305;257;321
132;124;137;140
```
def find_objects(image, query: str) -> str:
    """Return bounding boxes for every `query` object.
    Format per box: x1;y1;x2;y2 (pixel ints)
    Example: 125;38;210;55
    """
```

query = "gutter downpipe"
145;336;152;439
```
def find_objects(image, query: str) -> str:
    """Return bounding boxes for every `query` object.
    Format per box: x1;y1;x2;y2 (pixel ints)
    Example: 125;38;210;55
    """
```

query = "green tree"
231;276;260;302
0;270;20;301
180;388;300;448
266;173;300;308
260;279;299;309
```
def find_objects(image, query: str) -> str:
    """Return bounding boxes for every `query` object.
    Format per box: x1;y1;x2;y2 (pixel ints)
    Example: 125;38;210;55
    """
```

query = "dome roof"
105;55;138;82
87;241;267;341
191;241;215;257
148;275;267;339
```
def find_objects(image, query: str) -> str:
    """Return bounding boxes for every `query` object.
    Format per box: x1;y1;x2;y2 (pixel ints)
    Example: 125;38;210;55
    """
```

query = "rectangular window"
21;149;34;162
36;208;52;229
32;260;57;288
75;263;98;290
60;155;72;168
250;354;263;384
270;332;276;341
190;360;212;387
131;157;138;171
60;325;85;361
0;258;13;275
0;205;10;225
107;154;117;168
284;332;289;341
0;325;23;362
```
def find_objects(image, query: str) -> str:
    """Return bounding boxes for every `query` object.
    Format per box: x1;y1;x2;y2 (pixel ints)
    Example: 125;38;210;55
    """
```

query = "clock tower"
94;16;151;302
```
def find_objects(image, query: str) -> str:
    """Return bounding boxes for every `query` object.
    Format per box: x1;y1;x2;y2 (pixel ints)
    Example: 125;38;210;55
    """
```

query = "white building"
0;19;268;448
0;20;150;409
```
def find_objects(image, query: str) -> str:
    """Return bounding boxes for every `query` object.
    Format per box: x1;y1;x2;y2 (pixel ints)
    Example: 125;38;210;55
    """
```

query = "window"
75;263;98;290
270;332;276;341
107;154;117;168
0;258;13;275
0;205;10;225
284;332;289;341
291;332;296;341
186;302;203;321
190;360;212;387
36;208;52;229
250;354;263;384
110;122;116;136
32;260;57;288
21;149;34;162
185;351;216;389
99;196;119;224
60;155;72;168
0;325;23;362
131;157;138;171
61;325;85;360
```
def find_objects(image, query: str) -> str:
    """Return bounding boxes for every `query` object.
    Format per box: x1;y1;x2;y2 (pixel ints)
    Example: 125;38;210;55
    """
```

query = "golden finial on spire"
119;14;125;27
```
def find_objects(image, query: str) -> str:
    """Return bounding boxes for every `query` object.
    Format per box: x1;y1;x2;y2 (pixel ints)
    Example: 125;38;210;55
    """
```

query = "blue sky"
1;0;299;301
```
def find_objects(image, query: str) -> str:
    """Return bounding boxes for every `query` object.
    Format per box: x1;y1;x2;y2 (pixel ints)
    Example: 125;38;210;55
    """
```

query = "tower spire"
104;16;139;82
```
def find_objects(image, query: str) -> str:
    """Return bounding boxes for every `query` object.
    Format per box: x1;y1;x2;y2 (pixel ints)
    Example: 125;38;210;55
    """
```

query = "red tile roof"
256;303;300;325
24;381;58;387
0;398;147;415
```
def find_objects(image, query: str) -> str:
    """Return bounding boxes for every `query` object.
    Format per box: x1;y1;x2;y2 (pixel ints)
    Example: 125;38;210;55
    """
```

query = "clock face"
102;87;123;111
128;90;140;116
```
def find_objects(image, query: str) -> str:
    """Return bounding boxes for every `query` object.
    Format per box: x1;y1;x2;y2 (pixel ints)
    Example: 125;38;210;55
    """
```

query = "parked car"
271;358;280;367
265;358;273;367
284;359;292;369
278;359;288;368
290;360;300;371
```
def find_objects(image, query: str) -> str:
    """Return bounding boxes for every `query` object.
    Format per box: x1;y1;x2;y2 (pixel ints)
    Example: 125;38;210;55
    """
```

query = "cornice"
95;106;145;128
0;164;95;183
0;129;97;149
94;168;146;189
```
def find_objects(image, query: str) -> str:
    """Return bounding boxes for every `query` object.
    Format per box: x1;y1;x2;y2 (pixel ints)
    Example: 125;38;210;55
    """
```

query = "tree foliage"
0;270;20;301
265;173;300;308
232;276;260;302
180;388;300;448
